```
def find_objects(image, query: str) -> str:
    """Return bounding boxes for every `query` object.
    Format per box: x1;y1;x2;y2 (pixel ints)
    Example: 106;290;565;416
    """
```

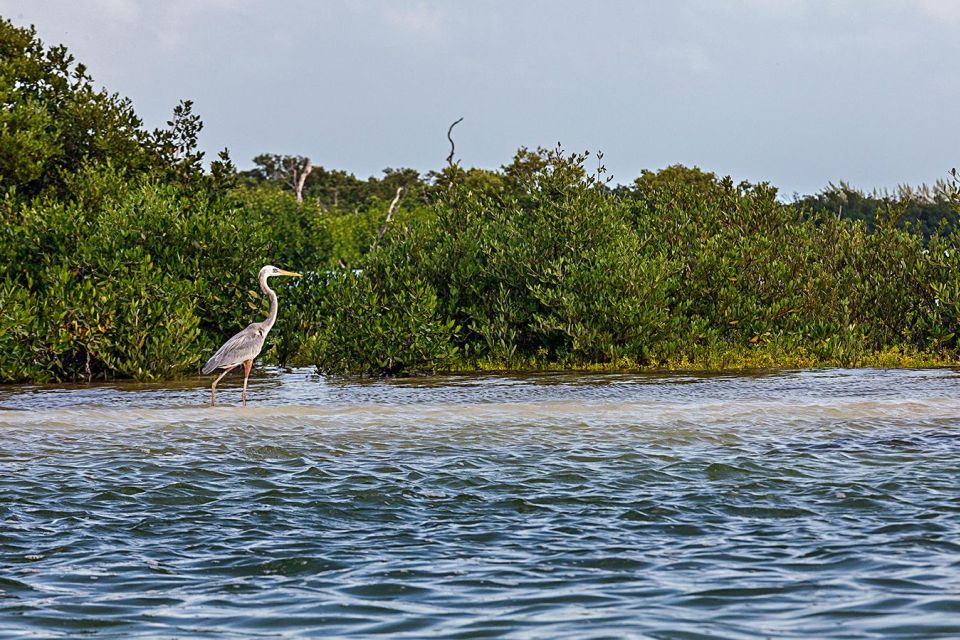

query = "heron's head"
261;265;302;279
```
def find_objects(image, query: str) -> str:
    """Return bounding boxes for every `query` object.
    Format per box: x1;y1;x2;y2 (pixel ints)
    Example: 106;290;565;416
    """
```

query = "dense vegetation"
795;180;960;238
2;18;959;383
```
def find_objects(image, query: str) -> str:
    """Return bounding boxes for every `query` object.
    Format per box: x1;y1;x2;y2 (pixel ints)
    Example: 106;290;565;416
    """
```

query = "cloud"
912;0;960;23
737;0;807;14
140;0;255;52
655;42;715;75
382;2;447;38
0;0;140;37
82;0;141;24
344;0;450;42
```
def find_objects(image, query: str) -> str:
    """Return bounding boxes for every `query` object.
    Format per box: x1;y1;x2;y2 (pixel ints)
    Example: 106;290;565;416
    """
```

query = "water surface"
2;368;960;638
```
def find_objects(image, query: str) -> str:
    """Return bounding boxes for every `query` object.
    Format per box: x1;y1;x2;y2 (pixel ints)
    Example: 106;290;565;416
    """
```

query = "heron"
202;265;301;406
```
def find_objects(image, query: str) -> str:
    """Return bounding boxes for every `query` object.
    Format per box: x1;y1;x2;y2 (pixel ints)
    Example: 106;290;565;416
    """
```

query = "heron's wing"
202;324;267;374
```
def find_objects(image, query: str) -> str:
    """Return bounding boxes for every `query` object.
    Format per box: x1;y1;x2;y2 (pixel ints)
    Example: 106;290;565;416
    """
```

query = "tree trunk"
294;160;313;204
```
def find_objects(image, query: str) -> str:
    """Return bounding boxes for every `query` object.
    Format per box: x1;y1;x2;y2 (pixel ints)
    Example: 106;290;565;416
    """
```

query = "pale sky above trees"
3;0;959;195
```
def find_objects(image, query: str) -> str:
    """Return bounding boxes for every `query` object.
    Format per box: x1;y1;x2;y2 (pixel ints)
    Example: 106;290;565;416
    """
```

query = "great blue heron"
202;265;301;406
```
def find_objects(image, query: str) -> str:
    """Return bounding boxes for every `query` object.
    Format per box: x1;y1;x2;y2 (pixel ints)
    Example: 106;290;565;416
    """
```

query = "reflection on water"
2;368;960;638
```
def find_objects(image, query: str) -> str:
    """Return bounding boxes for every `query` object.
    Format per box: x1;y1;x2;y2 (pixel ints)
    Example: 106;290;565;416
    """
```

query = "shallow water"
2;368;960;638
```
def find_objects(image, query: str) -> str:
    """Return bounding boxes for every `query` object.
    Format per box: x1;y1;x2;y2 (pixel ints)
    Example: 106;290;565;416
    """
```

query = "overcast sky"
3;0;959;195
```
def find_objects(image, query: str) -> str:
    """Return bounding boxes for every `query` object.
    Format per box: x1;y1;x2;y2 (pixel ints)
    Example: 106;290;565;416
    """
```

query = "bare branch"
376;186;405;244
446;117;464;168
294;159;313;204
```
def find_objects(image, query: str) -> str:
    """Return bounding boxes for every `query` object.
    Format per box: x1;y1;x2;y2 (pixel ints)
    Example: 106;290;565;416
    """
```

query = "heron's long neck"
260;272;279;331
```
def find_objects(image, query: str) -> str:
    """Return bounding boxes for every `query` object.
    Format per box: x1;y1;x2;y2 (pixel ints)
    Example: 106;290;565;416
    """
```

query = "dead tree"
375;186;406;246
444;117;464;197
446;117;464;168
291;158;313;204
250;154;314;204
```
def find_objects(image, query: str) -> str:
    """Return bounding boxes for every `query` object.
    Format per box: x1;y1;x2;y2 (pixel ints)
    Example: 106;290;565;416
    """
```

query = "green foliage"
302;266;460;376
425;148;671;365
0;165;264;380
0;280;43;381
298;153;960;375
0;19;312;381
321;200;434;269
26;259;202;381
151;99;206;188
621;169;960;367
243;156;428;212
224;184;333;269
796;181;960;238
0;18;161;198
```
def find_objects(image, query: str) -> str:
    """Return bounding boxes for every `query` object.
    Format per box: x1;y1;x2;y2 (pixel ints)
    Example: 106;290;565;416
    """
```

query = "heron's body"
203;265;300;406
201;321;269;375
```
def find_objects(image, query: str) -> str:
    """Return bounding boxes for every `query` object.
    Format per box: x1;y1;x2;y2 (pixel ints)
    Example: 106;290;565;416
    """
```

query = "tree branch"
446;117;464;168
376;186;405;244
294;159;313;204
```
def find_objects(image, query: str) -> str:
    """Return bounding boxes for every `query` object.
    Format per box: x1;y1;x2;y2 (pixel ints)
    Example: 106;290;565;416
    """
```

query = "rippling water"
2;368;960;638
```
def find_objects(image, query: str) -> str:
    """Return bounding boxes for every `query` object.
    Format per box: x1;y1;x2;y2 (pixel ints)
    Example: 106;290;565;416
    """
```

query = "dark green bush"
303;267;460;376
1;164;283;381
423;148;673;366
0;280;43;382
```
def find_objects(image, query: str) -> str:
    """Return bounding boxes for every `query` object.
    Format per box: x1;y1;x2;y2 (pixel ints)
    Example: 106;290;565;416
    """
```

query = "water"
2;368;960;639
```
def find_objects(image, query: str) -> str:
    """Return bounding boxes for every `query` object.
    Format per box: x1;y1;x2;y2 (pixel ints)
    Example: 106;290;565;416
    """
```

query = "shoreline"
3;352;958;388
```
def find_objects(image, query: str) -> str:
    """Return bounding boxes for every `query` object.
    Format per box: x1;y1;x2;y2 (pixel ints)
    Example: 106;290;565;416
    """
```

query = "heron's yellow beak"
278;270;302;277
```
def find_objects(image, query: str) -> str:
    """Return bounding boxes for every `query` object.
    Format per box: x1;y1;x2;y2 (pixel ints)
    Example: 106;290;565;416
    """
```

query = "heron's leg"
241;359;253;407
210;365;238;407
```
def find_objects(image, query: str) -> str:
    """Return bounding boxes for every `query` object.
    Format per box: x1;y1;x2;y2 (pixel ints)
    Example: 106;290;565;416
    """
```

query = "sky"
2;0;959;196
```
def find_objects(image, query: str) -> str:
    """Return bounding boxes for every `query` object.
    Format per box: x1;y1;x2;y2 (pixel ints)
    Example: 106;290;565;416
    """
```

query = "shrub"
422;148;673;366
304;266;460;375
1;164;276;381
